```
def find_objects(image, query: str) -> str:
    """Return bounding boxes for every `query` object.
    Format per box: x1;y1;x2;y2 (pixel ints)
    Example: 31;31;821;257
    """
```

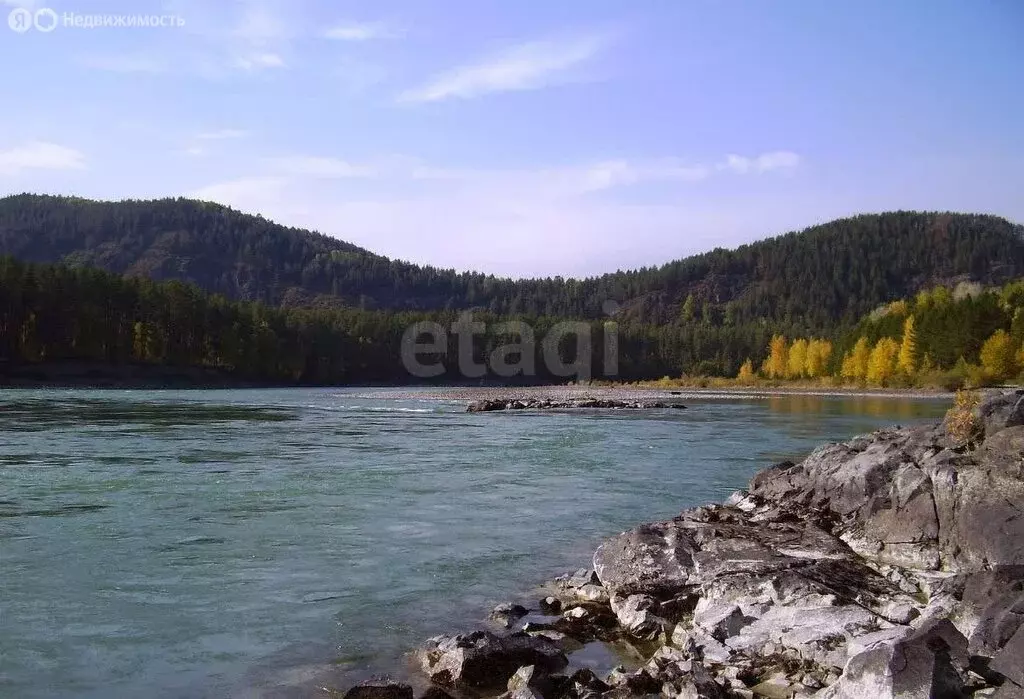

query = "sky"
0;0;1022;278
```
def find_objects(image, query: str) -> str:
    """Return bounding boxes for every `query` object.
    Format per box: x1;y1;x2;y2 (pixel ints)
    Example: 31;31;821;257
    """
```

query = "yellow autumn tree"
840;337;872;382
866;338;900;386
979;330;1017;382
737;358;755;383
764;335;789;379
898;316;918;376
787;338;809;379
805;339;833;378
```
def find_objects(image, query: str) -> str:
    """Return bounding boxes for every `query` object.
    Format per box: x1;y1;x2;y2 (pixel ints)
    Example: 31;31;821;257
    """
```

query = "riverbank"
357;385;954;403
345;389;1024;699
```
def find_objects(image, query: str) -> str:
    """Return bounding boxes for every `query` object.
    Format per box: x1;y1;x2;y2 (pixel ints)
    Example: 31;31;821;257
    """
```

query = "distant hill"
1;194;1022;335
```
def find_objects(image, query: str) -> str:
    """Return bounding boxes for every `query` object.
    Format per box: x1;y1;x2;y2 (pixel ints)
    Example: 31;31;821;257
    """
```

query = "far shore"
356;384;957;402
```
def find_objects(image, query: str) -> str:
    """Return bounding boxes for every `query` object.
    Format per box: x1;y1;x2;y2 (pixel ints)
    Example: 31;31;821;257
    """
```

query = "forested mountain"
3;255;1022;387
2;194;1022;336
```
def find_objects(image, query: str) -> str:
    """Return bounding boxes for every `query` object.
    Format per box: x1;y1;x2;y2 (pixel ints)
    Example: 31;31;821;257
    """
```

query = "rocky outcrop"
467;398;687;412
347;389;1024;699
417;631;567;690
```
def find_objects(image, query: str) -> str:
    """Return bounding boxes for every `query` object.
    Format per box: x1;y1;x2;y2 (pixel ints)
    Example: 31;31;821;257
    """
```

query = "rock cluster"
467;398;688;412
352;389;1024;699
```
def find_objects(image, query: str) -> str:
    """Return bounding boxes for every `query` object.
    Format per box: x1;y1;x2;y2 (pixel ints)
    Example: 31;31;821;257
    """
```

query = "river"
0;388;948;698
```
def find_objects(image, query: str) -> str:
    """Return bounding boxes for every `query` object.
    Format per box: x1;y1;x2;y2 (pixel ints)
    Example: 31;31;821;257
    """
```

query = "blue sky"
1;0;1022;277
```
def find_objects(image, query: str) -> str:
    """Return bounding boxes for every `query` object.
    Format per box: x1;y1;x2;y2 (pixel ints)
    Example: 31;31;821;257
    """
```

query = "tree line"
3;256;1023;387
739;281;1024;388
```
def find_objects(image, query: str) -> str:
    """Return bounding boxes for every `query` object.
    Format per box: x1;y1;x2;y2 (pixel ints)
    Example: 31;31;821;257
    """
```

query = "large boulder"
975;389;1024;438
931;438;1024;570
990;623;1024;695
750;427;946;571
822;618;969;699
417;631;567;689
746;393;1024;574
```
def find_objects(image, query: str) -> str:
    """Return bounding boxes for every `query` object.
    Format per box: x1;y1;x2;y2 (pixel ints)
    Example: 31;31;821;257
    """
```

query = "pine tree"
979;329;1017;381
919;353;936;374
867;337;900;385
681;294;696;322
898;315;918;375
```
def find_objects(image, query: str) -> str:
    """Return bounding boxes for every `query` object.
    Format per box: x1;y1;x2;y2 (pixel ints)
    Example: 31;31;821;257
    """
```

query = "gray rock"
508;687;544;699
937;566;1024;656
991;624;1024;690
416;687;453;699
692;602;754;641
418;631;567;689
610;594;671;641
538;596;561;615
824;618;969;699
574;584;609;604
665;661;725;699
491;602;529;628
563;568;600;589
507;664;567;698
725;603;881;668
343;679;414;699
975;389;1024;438
523;629;582;652
566;668;609;694
992;682;1024;699
748;672;798;699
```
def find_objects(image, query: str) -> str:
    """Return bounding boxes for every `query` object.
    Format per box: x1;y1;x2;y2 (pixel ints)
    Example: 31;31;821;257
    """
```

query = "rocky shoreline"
344;389;1024;699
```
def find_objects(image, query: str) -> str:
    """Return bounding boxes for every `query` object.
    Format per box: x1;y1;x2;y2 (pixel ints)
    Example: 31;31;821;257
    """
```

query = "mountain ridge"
1;193;1022;332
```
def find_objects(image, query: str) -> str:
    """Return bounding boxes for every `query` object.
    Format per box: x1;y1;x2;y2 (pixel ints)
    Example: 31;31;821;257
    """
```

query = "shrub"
945;390;981;446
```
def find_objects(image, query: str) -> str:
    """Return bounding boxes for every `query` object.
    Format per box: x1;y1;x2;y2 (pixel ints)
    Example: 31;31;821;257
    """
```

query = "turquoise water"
0;389;947;698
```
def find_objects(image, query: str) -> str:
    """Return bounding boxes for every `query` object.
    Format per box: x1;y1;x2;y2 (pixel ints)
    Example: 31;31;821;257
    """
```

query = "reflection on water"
0;388;949;699
765;394;942;420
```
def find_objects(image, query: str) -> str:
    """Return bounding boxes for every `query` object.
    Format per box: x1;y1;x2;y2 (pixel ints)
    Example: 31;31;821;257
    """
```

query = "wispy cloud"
581;160;712;191
233;51;285;71
0;142;86;176
324;21;403;41
271;155;375;178
196;129;251;140
719;151;801;175
398;33;611;103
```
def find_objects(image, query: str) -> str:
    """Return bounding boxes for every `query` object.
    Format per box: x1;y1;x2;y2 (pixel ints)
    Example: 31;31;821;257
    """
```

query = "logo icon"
34;7;58;32
8;7;32;32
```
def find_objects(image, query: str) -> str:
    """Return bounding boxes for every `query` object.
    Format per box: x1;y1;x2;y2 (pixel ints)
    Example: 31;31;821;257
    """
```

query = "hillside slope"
0;194;1021;332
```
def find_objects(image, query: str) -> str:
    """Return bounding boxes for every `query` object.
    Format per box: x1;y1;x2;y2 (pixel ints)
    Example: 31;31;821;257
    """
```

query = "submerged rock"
467;398;686;413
